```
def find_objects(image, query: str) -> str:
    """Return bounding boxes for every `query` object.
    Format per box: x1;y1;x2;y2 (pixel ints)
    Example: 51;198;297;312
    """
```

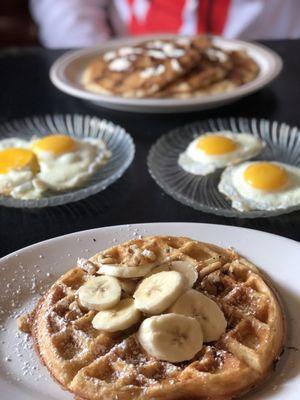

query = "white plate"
0;222;299;400
50;35;282;113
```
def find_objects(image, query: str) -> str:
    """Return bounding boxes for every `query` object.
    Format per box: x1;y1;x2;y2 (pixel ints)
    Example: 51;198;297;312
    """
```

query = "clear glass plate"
0;114;135;208
148;117;300;218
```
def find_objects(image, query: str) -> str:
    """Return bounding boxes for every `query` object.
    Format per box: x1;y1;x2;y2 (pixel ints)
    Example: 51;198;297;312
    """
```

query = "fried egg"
178;131;264;175
0;138;30;150
218;161;300;211
0;134;110;200
0;146;45;199
31;134;110;191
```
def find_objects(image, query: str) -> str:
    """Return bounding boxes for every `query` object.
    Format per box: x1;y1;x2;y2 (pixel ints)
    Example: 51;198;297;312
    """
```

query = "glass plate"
148;117;300;218
0;114;135;208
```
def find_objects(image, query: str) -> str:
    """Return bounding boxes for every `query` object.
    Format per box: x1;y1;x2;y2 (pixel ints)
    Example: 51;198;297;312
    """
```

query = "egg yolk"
32;134;76;155
0;148;39;175
243;162;288;191
196;135;237;155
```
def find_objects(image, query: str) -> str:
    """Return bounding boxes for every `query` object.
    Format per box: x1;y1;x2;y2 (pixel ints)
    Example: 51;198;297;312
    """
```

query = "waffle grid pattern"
82;37;259;99
29;236;284;400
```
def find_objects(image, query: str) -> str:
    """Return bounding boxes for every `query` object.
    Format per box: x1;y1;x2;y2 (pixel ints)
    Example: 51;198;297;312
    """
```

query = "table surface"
0;40;300;258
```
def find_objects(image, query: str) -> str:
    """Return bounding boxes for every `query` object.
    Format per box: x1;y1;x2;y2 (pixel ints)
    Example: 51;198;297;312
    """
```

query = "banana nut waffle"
18;236;284;400
81;37;259;99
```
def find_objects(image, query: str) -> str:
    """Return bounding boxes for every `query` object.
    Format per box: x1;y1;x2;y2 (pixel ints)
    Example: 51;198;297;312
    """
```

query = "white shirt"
30;0;300;48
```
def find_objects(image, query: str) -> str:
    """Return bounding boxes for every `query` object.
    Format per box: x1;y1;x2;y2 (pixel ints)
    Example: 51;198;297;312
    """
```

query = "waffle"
81;37;259;99
20;236;284;400
155;46;233;98
81;37;210;98
157;49;259;98
227;50;260;85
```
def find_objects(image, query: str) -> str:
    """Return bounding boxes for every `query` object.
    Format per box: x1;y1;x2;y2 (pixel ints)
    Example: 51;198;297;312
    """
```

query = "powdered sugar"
141;249;156;260
206;48;228;63
176;37;191;46
109;58;131;72
77;257;97;274
140;64;166;79
163;44;185;58
103;50;116;61
0;224;298;400
171;59;182;72
119;47;143;56
0;225;151;395
147;50;167;60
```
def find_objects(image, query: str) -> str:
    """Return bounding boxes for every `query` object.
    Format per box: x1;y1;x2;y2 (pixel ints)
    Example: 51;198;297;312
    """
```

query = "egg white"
0;136;111;199
178;132;264;175
32;137;111;191
0;169;46;200
0;138;30;150
218;161;300;212
0;138;46;199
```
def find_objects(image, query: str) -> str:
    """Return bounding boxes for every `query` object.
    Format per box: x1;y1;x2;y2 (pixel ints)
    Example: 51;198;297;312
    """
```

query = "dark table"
0;40;300;257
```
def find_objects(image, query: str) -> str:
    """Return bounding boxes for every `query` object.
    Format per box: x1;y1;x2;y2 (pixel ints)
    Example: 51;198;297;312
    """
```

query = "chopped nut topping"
77;258;98;274
141;249;156;261
99;257;117;265
17;313;32;333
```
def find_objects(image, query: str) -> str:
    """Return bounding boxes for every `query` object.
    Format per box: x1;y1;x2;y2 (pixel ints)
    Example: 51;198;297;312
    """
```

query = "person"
30;0;300;48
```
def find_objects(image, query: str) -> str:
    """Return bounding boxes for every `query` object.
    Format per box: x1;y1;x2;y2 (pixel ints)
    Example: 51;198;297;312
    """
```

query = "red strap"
197;0;209;34
210;0;231;34
128;0;231;35
198;0;231;35
128;0;186;35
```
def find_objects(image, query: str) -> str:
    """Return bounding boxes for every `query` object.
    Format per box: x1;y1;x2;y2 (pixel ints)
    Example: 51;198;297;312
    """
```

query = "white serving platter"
50;35;282;113
0;222;299;399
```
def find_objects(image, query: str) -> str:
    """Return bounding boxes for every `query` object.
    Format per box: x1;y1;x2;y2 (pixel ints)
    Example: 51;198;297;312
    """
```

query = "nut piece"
77;258;98;274
17;313;32;333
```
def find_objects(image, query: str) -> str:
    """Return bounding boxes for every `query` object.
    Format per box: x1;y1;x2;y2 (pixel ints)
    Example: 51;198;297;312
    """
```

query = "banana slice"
145;264;170;277
170;289;227;342
133;271;185;314
97;263;156;278
118;278;139;295
92;298;141;332
137;313;203;362
78;276;121;311
171;260;198;288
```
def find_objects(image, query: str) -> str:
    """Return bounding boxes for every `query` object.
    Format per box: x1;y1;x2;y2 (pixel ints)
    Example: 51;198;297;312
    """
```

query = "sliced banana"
133;271;184;314
170;289;227;342
78;276;121;311
97;263;156;278
137;313;203;362
171;260;198;288
145;264;170;277
92;298;141;332
118;278;138;295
